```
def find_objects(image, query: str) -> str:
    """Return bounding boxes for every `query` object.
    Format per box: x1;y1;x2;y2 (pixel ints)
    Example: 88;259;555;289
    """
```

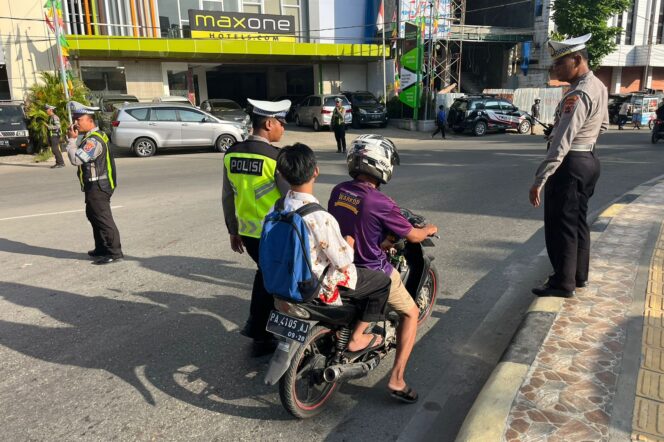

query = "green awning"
67;36;388;62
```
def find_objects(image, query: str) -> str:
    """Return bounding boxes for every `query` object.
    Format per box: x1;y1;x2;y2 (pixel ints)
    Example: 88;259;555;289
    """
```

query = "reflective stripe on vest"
78;131;115;191
224;151;280;238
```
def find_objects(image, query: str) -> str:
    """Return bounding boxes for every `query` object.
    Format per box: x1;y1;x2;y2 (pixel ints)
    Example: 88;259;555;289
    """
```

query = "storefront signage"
188;10;296;42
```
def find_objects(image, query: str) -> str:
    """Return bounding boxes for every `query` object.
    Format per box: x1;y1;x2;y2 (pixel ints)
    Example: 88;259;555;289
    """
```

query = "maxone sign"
188;10;296;42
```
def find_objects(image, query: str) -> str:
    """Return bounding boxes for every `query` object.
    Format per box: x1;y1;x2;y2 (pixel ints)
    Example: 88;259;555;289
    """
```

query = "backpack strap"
274;197;286;212
295;202;325;218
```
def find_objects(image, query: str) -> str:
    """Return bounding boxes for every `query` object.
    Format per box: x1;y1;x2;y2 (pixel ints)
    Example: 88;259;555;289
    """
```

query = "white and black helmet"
346;134;400;184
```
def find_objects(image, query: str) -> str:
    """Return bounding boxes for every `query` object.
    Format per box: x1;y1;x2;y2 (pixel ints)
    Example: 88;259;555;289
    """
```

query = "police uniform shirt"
534;71;608;188
221;134;290;236
48;114;61;135
66;127;106;167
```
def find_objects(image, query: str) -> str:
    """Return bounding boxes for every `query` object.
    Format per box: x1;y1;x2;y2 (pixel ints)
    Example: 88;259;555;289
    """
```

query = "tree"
24;72;89;152
552;0;631;70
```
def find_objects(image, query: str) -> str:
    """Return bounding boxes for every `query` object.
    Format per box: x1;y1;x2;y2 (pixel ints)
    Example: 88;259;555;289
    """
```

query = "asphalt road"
0;127;661;441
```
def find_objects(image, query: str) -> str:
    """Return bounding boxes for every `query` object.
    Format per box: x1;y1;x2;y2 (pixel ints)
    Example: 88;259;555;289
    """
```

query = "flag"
44;13;55;32
59;35;69;48
391;7;398;39
376;0;384;32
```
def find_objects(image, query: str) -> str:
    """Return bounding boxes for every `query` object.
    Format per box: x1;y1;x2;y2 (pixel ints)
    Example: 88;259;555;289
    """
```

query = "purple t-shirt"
328;180;413;275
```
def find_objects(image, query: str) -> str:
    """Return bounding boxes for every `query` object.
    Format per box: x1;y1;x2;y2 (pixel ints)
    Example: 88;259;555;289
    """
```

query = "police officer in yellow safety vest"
66;101;123;265
222;98;291;356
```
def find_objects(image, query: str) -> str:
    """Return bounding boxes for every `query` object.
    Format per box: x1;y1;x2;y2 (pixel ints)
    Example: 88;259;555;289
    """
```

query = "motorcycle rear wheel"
279;326;339;418
416;264;439;325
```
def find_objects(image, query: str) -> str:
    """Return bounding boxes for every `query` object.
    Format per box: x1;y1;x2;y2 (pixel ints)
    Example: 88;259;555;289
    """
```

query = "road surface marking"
0;206;123;221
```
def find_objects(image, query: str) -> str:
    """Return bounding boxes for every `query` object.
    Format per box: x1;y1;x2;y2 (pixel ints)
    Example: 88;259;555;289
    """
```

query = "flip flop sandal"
390;385;419;404
344;333;383;359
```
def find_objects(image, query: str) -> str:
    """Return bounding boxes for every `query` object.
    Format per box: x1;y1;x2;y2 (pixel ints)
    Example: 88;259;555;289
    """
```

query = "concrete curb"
454;175;664;442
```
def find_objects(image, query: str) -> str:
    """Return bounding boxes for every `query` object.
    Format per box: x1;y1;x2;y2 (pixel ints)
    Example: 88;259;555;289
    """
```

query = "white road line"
0;206;124;221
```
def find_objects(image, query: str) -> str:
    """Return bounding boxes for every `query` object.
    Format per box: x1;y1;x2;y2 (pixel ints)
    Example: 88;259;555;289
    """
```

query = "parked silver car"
294;94;352;131
111;104;247;157
200;99;251;129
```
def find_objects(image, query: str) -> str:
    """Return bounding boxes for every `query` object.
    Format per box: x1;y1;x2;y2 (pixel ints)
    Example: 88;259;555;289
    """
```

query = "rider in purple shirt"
328;134;438;404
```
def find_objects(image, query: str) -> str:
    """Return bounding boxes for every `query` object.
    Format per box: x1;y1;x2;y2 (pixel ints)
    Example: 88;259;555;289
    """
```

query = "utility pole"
424;0;434;120
644;0;658;90
382;8;387;104
51;1;72;123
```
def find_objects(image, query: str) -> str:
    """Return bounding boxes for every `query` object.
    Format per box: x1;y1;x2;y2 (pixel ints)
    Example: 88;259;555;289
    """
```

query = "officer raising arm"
529;34;609;298
66;101;123;265
222;98;291;356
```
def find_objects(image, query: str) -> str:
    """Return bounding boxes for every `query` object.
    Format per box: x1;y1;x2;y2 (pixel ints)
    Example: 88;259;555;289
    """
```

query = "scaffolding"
430;0;466;94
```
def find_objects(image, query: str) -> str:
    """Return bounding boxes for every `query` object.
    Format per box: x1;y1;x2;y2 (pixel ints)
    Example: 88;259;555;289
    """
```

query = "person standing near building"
45;104;65;168
222;98;291;356
332;98;347;153
618;101;630;129
66;101;123;265
431;105;447;139
530;98;541;135
529;34;608;298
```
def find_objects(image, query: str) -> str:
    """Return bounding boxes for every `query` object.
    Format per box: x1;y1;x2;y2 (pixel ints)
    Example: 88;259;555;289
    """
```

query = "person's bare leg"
387;305;419;391
347;320;382;351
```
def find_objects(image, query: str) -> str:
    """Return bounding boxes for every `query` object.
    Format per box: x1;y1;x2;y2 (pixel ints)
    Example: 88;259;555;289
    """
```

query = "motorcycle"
263;208;439;418
652;119;664;144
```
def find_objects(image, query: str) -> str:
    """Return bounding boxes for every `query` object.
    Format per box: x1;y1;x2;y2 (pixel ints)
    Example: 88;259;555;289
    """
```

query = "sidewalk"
457;178;664;441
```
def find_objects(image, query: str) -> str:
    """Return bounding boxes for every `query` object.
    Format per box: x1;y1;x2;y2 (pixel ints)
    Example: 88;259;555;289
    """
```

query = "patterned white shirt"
282;191;357;305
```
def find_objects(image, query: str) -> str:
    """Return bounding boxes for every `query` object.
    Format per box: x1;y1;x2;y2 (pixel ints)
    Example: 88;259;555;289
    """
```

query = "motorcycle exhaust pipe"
323;357;380;383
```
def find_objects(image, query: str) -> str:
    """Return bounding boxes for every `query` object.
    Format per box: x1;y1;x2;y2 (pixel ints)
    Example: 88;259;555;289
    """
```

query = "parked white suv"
111;104;247;157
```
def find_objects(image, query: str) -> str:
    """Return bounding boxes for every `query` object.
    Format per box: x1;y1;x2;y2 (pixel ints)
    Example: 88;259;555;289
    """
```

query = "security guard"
222;98;291;355
45;104;65;168
66;101;123;265
529;34;608;297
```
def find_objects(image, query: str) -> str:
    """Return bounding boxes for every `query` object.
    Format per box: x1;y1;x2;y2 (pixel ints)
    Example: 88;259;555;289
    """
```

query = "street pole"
52;1;72;123
424;1;434;120
382;11;387;105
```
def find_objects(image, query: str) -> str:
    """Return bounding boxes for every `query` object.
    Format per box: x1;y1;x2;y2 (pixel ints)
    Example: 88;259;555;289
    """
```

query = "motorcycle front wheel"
279;326;339;418
416;264;440;325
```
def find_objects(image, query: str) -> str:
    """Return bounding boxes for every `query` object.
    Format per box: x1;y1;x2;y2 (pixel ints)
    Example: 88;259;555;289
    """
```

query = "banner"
188;10;296;42
399;0;452;39
399;22;423;110
520;41;531;76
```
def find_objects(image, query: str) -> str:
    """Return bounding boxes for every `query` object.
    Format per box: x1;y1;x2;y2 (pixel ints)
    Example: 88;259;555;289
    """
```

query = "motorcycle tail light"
274;299;311;319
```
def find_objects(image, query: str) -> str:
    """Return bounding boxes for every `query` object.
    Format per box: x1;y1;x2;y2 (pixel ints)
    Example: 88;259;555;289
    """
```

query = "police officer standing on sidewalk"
45;104;65;168
66;101;123;265
222;98;291;356
529;34;608;298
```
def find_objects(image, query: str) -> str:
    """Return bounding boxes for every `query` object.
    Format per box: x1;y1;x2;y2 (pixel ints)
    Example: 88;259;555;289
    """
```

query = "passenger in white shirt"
274;143;391;352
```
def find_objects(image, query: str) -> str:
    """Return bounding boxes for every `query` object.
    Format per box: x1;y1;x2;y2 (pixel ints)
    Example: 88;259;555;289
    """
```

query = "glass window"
151;108;178;121
351;94;378;105
243;0;263;13
500;101;516;111
311;97;322;106
179;109;206;121
127;108;150;121
485;101;501;110
210;100;241;111
301;97;311;106
0;105;25;123
80;67;127;93
625;1;635;45
202;0;223;11
0;66;10;100
225;0;241;11
324;96;350;106
168;70;188;97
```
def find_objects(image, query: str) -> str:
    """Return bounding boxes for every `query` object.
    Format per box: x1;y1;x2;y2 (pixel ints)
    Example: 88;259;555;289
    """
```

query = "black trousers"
544;151;600;292
339;267;390;323
242;235;274;340
85;188;123;258
50;135;64;165
333;125;347;152
432;123;446;138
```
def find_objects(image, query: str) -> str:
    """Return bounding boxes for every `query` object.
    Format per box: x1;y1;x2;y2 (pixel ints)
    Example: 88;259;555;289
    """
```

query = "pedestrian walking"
530;98;541;135
332;98;347;152
529;34;608;298
618;101;629;129
222;98;291;356
431;105;447;139
45;104;65;168
65;101;123;265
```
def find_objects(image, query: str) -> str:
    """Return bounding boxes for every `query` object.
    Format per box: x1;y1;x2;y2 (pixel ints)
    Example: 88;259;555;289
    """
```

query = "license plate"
0;140;9;146
266;310;310;344
371;115;381;120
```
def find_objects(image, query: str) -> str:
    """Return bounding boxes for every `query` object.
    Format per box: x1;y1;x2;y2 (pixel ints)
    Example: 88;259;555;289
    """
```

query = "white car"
294;94;352;131
111;104;248;157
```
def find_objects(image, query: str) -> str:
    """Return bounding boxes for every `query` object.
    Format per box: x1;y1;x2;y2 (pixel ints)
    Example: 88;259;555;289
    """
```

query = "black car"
342;91;388;128
447;95;533;136
0;102;32;153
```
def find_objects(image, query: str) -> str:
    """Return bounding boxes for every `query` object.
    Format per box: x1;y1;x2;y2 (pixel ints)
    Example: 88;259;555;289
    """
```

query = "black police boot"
532;283;574;298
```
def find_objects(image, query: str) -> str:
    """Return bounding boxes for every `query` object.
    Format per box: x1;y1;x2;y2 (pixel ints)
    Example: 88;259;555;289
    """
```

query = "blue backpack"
259;199;329;303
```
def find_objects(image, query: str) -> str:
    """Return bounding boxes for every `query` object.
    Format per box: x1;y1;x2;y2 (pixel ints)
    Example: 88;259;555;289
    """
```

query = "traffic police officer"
45;104;65;168
66;101;123;265
222;98;291;355
529;34;608;297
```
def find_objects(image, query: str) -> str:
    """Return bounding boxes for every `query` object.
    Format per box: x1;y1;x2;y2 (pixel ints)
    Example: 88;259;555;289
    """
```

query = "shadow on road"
0;281;290;420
